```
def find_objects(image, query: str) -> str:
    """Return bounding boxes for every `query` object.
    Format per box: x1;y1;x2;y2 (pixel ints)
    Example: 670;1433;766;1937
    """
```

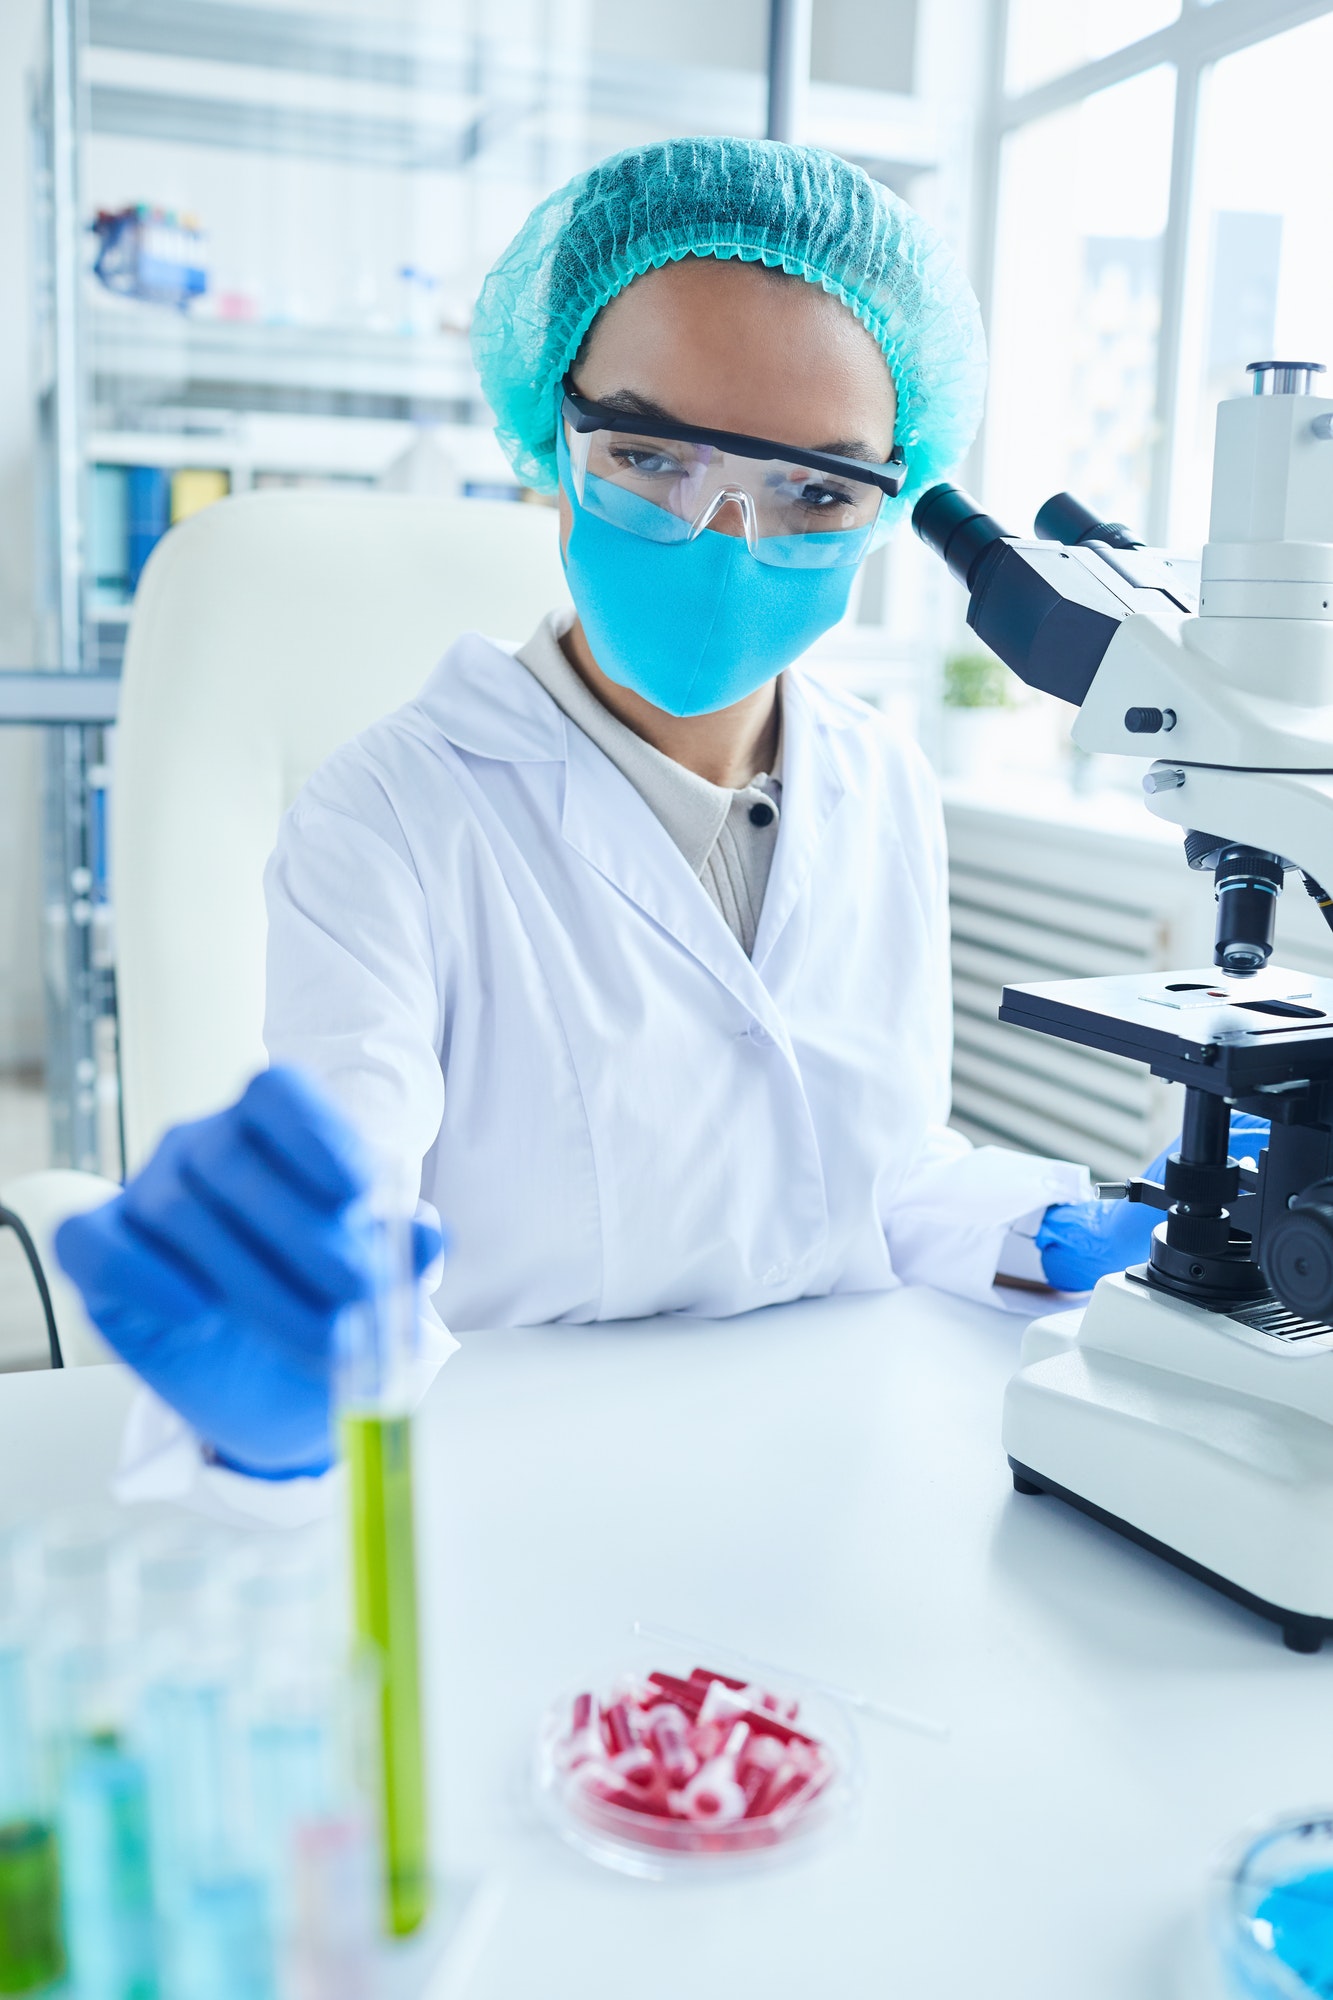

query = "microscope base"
1006;1457;1329;1652
1003;1272;1333;1650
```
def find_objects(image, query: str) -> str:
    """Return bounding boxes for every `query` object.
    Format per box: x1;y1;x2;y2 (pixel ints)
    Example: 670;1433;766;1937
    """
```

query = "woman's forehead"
577;258;898;454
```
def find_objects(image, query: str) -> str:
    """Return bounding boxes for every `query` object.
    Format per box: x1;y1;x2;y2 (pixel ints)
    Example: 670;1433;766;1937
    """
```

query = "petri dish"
533;1649;861;1881
1213;1810;1333;1996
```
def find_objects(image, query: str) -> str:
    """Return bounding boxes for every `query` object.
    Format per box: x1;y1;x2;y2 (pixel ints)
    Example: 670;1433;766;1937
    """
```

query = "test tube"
286;1815;379;2000
0;1637;64;1995
140;1648;279;2000
174;1873;274;2000
244;1649;380;2000
233;1536;385;1994
236;1547;337;1925
134;1532;279;2000
59;1732;158;2000
38;1513;125;1773
337;1213;430;1938
38;1519;159;2000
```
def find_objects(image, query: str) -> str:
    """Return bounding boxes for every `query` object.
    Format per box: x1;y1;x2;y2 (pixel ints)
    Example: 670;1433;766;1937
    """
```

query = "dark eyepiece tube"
912;484;1013;592
1034;492;1142;552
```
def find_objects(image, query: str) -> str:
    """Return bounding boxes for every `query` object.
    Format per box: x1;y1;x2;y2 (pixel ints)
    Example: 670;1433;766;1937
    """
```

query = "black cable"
1302;873;1333;938
0;1204;64;1369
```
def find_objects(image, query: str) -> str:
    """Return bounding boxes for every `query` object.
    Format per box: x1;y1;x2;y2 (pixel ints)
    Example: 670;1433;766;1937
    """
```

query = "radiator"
943;790;1333;1181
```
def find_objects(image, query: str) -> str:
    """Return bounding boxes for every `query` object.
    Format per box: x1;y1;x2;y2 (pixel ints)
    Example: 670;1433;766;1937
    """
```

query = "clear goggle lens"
564;423;886;570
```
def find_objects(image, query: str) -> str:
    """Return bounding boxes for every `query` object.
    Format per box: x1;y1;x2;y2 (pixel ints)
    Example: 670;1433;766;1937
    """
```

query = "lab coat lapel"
750;668;847;972
426;633;811;1025
416;634;567;763
559;721;782;1023
420;639;748;1002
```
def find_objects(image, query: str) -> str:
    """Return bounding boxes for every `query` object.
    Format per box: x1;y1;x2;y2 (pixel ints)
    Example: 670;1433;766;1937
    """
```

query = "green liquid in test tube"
0;1821;63;1996
339;1214;430;1937
0;1642;64;1996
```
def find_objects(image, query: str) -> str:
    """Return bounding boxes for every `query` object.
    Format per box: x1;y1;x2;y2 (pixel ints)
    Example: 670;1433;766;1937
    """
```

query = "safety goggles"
560;378;907;570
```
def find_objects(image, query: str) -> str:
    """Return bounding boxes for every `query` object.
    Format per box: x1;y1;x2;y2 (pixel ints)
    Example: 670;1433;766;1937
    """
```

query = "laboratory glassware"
1213;1809;1333;1996
338;1214;430;1937
40;1516;158;2000
0;1642;63;1996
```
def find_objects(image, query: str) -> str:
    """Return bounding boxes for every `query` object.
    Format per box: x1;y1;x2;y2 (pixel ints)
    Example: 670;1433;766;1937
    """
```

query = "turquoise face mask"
555;427;867;718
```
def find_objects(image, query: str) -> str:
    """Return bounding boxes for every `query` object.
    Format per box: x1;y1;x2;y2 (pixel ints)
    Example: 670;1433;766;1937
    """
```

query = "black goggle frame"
561;377;908;499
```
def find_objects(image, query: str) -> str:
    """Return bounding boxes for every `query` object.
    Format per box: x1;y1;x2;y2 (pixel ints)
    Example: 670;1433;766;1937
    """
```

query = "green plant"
942;649;1016;710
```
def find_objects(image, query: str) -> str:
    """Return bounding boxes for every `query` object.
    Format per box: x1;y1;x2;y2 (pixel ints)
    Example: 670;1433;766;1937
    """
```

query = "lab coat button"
762;1262;791;1287
746;1022;771;1045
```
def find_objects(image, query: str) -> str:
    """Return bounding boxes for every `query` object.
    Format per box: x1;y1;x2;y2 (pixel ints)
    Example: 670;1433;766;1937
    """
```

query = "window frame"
974;0;1333;543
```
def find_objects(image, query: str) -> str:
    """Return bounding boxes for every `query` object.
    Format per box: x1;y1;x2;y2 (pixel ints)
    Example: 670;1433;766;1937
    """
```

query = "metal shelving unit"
27;0;599;1175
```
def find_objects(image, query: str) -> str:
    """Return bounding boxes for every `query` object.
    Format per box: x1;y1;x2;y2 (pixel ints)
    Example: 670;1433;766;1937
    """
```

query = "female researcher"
56;139;1168;1490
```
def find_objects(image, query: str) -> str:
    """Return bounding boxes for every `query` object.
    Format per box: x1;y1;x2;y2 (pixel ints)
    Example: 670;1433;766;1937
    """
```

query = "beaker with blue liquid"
1215;1811;1333;1997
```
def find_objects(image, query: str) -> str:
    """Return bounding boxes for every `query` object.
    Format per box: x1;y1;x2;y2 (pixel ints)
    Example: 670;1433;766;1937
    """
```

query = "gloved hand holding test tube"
54;1067;443;1478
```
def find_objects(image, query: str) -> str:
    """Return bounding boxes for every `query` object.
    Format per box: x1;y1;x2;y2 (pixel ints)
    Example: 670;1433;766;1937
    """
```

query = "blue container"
125;468;171;591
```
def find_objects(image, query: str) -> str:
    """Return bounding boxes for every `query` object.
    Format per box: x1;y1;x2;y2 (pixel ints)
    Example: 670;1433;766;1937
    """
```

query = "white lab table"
0;1286;1322;1998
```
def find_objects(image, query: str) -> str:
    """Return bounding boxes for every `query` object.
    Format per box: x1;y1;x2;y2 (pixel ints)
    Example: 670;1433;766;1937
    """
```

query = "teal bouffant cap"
471;135;986;525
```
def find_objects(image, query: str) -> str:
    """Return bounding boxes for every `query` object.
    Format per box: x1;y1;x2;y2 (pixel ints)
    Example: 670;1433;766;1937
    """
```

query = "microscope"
915;361;1333;1652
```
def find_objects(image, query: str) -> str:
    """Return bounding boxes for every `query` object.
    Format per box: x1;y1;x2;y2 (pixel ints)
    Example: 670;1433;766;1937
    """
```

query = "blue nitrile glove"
55;1068;442;1479
1035;1111;1271;1293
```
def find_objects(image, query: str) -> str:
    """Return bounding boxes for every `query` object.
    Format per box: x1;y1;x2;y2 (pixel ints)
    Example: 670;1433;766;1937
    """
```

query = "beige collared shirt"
515;613;783;957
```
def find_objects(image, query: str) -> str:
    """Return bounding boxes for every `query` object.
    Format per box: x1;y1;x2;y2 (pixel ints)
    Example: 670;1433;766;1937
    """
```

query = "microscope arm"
913;483;1333;968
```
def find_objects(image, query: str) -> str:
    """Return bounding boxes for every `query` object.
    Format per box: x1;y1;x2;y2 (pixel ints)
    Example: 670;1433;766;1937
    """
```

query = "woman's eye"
790;479;857;512
608;445;687;478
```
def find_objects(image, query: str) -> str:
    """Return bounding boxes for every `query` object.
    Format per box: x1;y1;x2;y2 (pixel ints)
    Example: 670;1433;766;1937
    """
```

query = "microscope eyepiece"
912;484;1012;591
1033;491;1142;552
912;482;1125;703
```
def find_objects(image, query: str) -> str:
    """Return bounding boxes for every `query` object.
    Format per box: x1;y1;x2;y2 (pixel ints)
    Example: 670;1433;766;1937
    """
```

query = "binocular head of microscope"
915;358;1333;1333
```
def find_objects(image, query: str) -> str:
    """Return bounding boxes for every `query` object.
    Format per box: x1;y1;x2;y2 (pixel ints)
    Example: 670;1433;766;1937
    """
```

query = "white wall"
0;0;46;1071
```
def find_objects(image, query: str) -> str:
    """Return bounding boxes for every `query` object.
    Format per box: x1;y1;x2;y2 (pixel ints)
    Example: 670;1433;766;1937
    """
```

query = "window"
985;66;1174;540
1004;0;1178;94
1171;12;1333;543
982;1;1333;554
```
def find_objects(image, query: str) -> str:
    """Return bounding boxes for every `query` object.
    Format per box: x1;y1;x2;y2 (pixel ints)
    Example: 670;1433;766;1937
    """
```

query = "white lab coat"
262;630;1088;1323
118;628;1090;1516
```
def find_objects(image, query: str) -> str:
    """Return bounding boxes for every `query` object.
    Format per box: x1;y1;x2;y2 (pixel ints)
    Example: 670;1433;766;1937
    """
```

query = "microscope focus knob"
1124;706;1176;734
1266;1182;1333;1323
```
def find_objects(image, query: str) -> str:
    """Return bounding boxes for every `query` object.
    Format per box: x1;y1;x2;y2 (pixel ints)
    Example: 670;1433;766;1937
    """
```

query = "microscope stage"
1000;965;1333;1090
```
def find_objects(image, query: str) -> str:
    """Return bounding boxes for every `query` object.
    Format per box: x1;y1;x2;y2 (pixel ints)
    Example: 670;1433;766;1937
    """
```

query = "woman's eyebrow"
815;438;883;462
588;389;890;463
588;387;682;421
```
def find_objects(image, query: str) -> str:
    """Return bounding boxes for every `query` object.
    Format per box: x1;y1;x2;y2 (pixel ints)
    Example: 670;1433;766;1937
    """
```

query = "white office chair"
3;489;569;1365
